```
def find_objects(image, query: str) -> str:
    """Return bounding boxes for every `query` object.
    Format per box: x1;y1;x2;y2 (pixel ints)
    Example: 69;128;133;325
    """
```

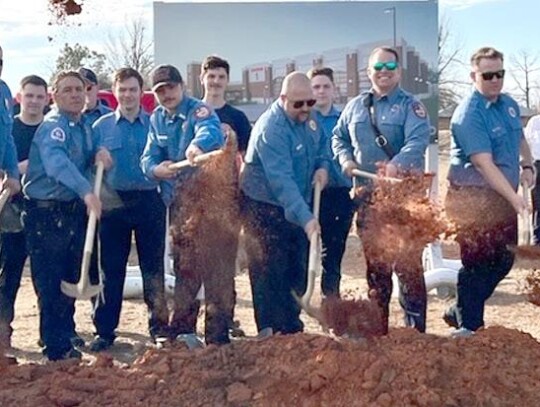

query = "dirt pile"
2;327;540;406
316;292;385;338
524;269;540;306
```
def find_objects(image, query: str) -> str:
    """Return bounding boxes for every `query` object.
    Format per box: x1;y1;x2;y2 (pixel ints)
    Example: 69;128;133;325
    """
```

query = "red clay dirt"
2;326;540;406
48;0;84;24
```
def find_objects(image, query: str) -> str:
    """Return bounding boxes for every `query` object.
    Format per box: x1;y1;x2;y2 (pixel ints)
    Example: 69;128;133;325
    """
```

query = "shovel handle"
351;168;402;183
522;183;532;245
80;162;104;280
168;150;223;171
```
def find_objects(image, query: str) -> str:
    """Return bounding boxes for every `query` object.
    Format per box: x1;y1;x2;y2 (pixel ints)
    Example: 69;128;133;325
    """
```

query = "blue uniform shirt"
140;95;224;206
0;79;19;179
448;90;522;190
84;101;113;127
314;106;351;188
23;109;94;201
332;87;430;182
240;100;331;229
93;109;158;191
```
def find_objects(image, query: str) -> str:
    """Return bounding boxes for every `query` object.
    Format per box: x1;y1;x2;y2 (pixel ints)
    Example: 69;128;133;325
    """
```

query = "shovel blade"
60;280;102;300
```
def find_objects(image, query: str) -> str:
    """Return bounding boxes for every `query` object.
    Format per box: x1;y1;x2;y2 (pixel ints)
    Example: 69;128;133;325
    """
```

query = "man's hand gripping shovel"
61;161;104;299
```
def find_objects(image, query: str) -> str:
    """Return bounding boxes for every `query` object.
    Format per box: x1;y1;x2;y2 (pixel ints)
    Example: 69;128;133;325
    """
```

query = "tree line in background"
50;16;540;113
50;18;153;89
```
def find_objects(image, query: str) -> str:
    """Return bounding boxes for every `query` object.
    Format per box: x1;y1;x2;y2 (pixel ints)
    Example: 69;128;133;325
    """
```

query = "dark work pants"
319;187;354;297
92;189;169;341
0;230;28;338
356;192;427;333
532;161;540;244
446;187;517;331
169;201;238;345
243;197;307;334
24;199;87;360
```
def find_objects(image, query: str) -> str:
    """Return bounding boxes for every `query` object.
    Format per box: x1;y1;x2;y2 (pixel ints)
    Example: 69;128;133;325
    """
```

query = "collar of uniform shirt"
114;108;145;124
369;86;401;104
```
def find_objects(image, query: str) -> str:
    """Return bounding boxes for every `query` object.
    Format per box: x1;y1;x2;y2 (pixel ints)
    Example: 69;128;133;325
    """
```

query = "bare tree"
105;18;153;86
509;50;540;110
436;16;469;110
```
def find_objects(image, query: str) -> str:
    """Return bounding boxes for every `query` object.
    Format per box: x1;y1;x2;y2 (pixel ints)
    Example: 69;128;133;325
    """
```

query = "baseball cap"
77;67;98;85
151;65;183;92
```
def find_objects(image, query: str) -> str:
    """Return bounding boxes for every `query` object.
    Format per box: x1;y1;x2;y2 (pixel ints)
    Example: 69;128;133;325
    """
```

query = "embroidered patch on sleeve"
411;101;427;119
50;127;66;142
194;106;210;119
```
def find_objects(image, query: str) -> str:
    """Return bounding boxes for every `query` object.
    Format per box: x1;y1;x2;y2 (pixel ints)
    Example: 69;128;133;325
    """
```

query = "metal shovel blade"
61;280;103;300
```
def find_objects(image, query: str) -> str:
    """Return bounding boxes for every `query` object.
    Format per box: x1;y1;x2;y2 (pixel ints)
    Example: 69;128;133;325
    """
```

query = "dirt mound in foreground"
1;327;540;406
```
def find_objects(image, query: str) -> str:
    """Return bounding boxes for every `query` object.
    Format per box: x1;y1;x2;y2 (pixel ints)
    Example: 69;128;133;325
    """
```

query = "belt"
26;198;82;211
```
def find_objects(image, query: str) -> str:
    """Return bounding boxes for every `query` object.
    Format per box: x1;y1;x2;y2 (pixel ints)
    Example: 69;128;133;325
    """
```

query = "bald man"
240;72;330;337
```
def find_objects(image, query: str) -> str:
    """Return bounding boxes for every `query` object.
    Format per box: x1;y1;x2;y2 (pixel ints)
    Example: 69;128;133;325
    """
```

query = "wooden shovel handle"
168;150;223;171
351;168;402;183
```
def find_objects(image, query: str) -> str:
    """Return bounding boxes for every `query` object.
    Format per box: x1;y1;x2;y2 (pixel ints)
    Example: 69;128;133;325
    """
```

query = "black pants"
24;199;88;360
0;230;28;339
532;161;540;244
243;197;307;334
319;187;355;297
92;189;169;341
356;191;426;333
446;187;517;331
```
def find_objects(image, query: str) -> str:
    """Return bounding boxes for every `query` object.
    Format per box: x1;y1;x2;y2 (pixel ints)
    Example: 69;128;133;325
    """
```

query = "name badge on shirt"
157;134;168;142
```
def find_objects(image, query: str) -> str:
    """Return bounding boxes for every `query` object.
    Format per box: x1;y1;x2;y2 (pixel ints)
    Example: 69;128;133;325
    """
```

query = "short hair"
470;47;504;67
307;67;335;83
201;55;230;76
51;70;85;92
20;75;48;91
113;67;144;89
369;46;400;64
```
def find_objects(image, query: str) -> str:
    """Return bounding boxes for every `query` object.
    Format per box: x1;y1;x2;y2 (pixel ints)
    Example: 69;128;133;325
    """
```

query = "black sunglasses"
0;58;3;66
292;99;316;109
480;69;505;81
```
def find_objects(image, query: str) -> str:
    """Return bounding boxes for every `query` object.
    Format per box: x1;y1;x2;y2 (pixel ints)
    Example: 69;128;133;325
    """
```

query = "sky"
1;0;540;101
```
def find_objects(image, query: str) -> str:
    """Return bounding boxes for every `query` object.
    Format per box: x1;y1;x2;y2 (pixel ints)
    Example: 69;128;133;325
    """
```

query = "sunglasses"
480;69;505;81
86;85;94;91
0;58;3;66
292;99;316;109
373;61;398;71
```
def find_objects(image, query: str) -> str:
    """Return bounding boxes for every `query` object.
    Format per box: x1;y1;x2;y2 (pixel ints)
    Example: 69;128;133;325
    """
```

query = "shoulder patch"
508;106;517;118
194;106;210;120
308;119;317;131
411;101;427;119
50;127;66;142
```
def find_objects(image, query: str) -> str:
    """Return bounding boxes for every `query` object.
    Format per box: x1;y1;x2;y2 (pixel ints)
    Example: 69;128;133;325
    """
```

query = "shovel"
168;150;223;171
61;161;104;299
351;168;402;183
299;180;323;308
0;187;11;214
521;182;532;246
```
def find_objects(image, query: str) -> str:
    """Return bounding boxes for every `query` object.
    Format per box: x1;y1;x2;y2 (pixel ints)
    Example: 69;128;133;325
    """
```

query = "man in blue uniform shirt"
23;70;102;361
0;75;48;349
332;46;431;333
241;72;330;337
444;47;534;337
0;45;21;194
307;66;354;298
140;64;226;346
89;68;169;352
78;67;112;127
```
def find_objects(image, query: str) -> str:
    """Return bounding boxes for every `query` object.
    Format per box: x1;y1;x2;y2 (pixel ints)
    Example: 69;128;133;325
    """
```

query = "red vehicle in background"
98;90;156;113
